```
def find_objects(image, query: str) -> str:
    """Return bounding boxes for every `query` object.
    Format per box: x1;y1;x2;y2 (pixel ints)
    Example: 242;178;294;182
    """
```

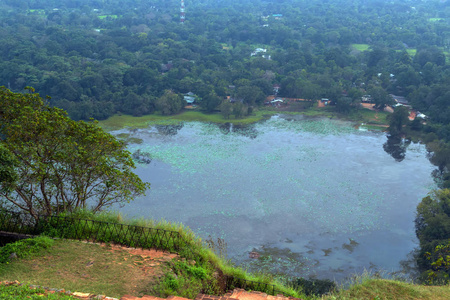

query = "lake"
112;115;436;282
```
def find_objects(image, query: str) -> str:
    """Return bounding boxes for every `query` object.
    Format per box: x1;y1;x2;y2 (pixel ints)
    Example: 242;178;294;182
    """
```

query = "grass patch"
406;48;417;57
0;284;76;299
0;236;54;263
344;108;389;125
27;9;46;14
3;217;450;299
99;105;390;131
429;18;444;22
351;44;370;51
98;15;118;19
359;124;387;131
0;211;304;299
279;106;390;126
98;110;276;131
323;272;450;300
0;239;172;298
221;43;233;50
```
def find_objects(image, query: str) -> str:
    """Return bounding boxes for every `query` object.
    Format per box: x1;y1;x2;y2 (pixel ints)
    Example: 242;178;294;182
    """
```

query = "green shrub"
0;236;54;263
0;284;75;299
290;277;337;296
164;274;180;291
186;265;208;280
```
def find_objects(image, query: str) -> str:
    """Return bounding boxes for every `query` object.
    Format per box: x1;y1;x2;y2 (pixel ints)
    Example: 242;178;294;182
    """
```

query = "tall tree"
388;106;410;135
369;86;394;110
155;90;185;115
416;189;450;283
0;87;149;219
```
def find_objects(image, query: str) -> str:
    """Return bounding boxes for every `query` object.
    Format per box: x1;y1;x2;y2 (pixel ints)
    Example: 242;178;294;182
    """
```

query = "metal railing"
0;210;291;296
0;210;183;252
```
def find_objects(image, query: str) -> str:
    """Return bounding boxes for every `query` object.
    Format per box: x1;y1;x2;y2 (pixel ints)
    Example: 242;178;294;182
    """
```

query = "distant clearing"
406;48;417;56
98;14;119;19
221;43;233;50
27;9;46;14
351;44;370;51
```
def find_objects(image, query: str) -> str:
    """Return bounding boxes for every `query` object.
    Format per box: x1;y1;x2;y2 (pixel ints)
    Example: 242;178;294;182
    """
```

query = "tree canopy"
0;87;150;219
415;189;450;283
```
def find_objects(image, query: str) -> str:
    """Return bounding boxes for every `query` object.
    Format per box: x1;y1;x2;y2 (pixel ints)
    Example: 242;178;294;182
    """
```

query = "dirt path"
102;243;178;279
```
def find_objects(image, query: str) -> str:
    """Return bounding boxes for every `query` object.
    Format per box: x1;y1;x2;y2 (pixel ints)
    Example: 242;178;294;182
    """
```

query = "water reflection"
218;123;258;139
117;118;435;282
155;123;184;136
132;149;152;164
383;135;411;162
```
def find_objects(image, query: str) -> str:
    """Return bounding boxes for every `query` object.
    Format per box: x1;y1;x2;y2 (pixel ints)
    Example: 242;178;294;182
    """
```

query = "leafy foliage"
0;236;54;264
415;189;450;283
424;240;450;284
388;106;410;135
0;145;18;194
0;284;76;299
0;87;149;218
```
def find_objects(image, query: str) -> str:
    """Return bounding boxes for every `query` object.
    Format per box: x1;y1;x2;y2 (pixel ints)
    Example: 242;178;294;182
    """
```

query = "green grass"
396;49;417;57
3;217;450;299
0;236;55;264
98;105;391;132
359;124;387;131
322;271;450;300
345;108;389;124
276;105;389;126
98;110;276;131
0;211;304;299
406;48;417;56
0;239;168;298
98;15;118;19
429;18;444;22
351;44;370;51
27;9;46;14
0;284;76;299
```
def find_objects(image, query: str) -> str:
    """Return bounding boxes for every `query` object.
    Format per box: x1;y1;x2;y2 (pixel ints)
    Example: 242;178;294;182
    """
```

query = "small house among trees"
184;92;196;104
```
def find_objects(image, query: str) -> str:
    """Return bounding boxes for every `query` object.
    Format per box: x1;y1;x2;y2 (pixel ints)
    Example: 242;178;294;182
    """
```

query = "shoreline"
98;107;390;132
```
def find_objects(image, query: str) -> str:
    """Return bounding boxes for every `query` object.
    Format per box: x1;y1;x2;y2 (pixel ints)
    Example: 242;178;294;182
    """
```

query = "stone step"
120;295;175;300
119;295;202;300
195;293;239;300
226;289;303;300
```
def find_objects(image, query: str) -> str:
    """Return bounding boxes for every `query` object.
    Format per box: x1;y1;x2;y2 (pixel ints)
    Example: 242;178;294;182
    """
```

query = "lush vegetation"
0;88;149;218
0;211;304;299
0;284;76;300
415;189;450;284
1;225;450;300
0;0;448;124
3;0;450;294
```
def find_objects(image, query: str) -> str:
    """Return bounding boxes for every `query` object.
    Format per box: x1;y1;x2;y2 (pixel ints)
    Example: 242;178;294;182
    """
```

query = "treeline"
0;0;449;122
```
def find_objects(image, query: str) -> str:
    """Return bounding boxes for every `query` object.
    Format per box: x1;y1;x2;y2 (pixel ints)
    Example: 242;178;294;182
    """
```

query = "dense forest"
1;0;450;123
2;0;450;283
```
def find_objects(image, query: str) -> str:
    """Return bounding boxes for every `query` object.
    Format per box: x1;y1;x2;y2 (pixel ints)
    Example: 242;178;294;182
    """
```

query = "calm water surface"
113;116;435;282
